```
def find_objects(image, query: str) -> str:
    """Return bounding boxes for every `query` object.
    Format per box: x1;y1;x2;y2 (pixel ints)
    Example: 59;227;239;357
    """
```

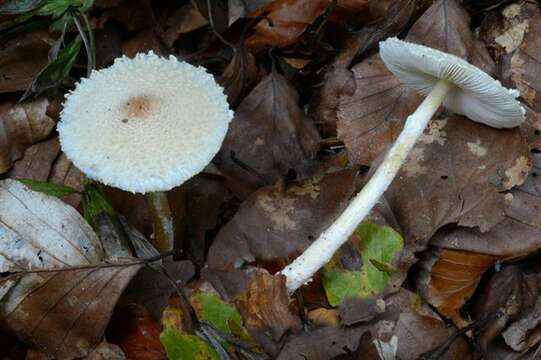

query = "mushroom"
281;37;525;292
58;52;233;252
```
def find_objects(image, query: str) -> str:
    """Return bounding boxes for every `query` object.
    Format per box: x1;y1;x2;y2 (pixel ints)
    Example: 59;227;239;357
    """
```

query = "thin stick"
8;249;180;275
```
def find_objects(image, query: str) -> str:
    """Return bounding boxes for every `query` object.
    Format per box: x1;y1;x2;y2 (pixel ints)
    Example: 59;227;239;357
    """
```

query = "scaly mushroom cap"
58;52;233;193
379;37;525;128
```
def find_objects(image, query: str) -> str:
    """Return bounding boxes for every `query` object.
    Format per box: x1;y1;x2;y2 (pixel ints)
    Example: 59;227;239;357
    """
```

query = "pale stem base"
281;79;453;292
147;191;174;253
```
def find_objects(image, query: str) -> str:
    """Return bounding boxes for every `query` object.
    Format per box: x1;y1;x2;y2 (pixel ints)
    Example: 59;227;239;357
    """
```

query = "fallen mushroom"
58;52;233;252
281;37;525;292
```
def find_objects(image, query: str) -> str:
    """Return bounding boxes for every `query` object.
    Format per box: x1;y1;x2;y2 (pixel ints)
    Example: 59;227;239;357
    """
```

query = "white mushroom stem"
147;191;175;253
281;79;454;292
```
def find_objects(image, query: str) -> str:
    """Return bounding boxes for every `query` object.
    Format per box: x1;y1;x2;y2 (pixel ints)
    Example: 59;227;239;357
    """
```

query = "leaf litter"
1;0;541;359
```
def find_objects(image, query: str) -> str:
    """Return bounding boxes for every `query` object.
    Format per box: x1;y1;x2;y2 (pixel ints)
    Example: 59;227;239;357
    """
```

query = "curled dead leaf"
246;0;331;50
0;98;56;174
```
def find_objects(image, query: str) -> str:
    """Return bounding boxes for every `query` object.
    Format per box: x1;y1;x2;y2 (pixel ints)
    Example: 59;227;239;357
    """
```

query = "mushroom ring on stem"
58;52;233;252
281;37;525;293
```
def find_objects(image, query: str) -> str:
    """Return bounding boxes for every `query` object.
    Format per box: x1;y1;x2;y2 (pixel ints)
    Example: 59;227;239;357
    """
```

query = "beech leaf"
217;68;320;196
322;221;403;306
0;98;56;174
0;179;142;359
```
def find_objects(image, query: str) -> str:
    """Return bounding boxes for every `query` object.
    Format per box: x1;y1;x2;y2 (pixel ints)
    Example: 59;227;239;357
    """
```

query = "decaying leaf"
322;221;404;306
504;6;541;112
107;304;166;360
246;0;331;50
0;179;102;271
337;53;421;165
277;325;370;360
503;293;541;352
156;2;208;48
0;31;54;93
160;306;219;360
406;0;496;74
206;170;356;272
121;261;195;320
309;66;356;137
364;289;472;360
235;270;302;354
0;98;56;174
86;342;126;360
337;0;497;167
1;265;142;359
386;116;530;249
417;154;541;327
219;46;259;107
0;180;143;358
417;246;501;327
473;265;534;354
217;68;320;196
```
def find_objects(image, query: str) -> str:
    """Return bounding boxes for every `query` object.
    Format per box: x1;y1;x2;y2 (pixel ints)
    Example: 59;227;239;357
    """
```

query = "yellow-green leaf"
323;221;403;306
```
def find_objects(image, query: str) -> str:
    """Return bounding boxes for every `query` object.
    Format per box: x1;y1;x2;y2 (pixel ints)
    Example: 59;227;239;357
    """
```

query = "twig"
8;249;180;275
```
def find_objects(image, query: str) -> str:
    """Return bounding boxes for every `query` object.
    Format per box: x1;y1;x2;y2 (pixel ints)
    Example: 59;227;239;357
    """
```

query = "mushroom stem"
147;191;174;253
281;79;453;292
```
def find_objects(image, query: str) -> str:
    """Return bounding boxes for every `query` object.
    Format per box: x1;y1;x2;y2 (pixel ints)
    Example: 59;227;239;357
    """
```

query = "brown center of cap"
123;96;156;120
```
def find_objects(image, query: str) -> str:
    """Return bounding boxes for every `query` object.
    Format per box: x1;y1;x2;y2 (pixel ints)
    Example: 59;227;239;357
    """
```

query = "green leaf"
18;179;79;197
161;328;220;360
161;309;220;360
82;185;116;224
322;221;403;306
0;0;42;14
21;34;81;100
34;0;91;18
191;292;250;340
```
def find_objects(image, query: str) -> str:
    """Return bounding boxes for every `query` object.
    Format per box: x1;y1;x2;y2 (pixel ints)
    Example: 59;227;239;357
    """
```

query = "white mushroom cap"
58;52;233;193
379;37;525;128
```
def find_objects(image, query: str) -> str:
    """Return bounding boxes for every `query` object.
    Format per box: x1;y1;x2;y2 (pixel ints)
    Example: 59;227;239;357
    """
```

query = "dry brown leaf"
307;308;339;327
217;68;320;196
246;0;331;50
0;180;142;359
504;7;541;112
235;270;302;353
0;98;56;174
157;3;208;48
309;66;356;138
406;0;496;75
86;342;126;360
386;115;530;249
1;265;142;360
391;312;472;359
311;0;417;138
206;170;356;272
503;294;541;352
337;53;421;165
417;247;501;326
472;265;536;354
101;0;154;32
122;30;168;58
277;325;371;360
219;46;259;107
0;32;54;93
107;304;166;360
8;137;85;207
337;0;497;166
8;137;60;180
120;260;195;320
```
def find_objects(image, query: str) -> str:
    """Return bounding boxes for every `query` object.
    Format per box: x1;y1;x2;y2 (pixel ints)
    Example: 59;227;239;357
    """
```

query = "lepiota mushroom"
281;37;525;292
58;52;233;252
